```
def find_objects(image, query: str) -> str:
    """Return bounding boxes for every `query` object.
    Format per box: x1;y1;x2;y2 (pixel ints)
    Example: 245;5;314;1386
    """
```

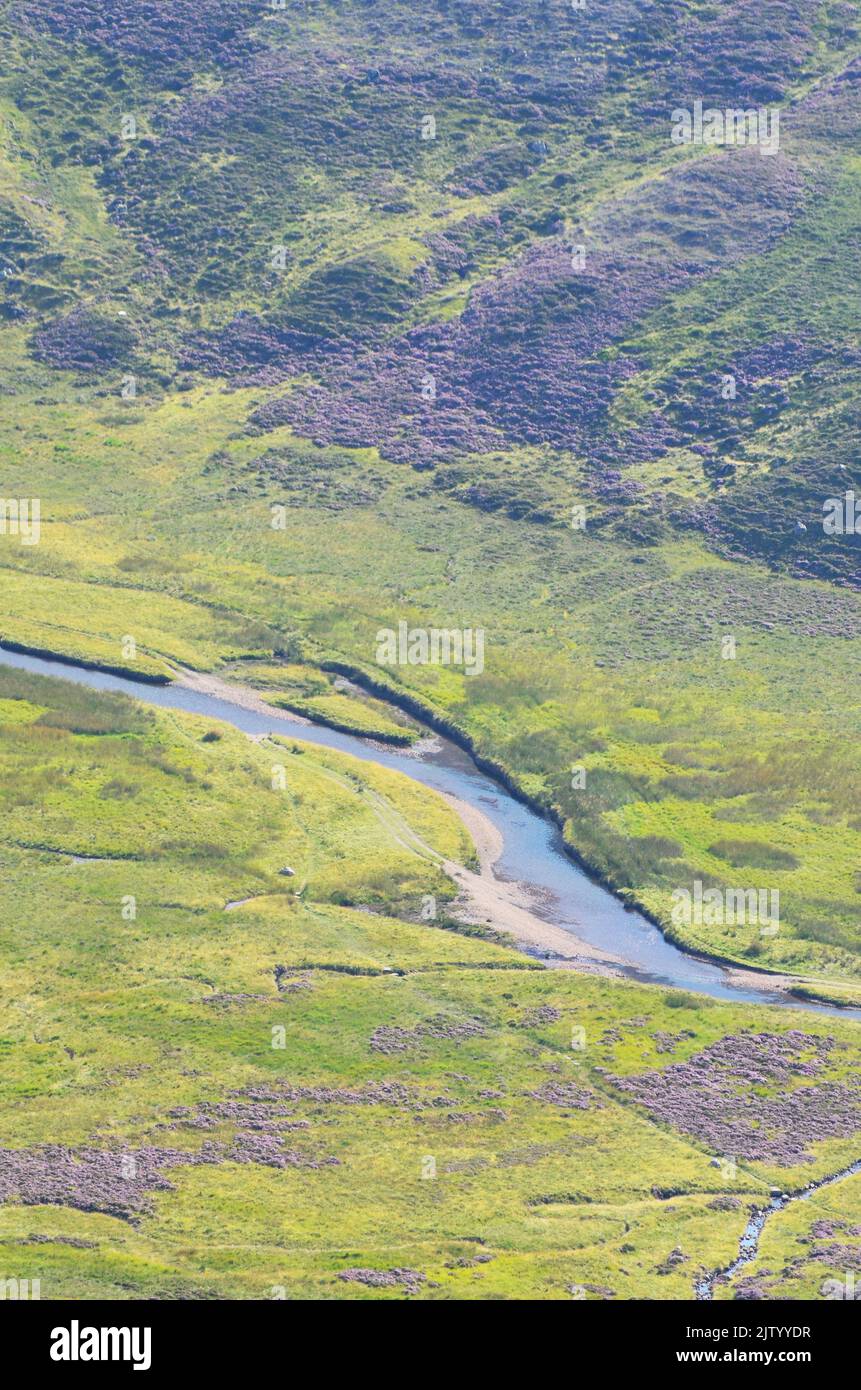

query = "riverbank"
171;668;625;972
2;642;856;1017
178;665;815;989
435;792;626;972
132;662;861;1007
319;661;861;1012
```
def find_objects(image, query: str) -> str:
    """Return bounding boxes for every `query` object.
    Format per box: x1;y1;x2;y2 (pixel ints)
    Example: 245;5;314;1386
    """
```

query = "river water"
695;1157;861;1299
1;644;856;1019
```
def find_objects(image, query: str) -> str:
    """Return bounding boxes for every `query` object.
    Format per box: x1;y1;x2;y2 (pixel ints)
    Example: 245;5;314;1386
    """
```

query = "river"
1;643;856;1020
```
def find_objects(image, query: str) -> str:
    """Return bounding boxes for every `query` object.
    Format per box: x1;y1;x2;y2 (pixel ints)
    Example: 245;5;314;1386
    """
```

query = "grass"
0;669;859;1299
0;9;857;1003
265;691;418;744
0;405;859;995
0;0;860;1299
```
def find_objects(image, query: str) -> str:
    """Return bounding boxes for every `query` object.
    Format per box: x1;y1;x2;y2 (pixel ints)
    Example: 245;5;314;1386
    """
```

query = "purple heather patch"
25;0;261;70
707;1196;743;1211
178;313;343;387
0;1136;339;1219
0;1077;394;1218
369;1014;488;1054
254;236;667;464
249;150;807;474
0;1143;218;1221
337;1266;425;1294
31;307;138;372
511;1004;562;1028
609;1031;861;1165
526;1082;603;1110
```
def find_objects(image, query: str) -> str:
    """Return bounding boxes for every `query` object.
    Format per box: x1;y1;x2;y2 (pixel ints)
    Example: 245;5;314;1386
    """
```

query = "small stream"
695;1158;861;1299
2;643;858;1020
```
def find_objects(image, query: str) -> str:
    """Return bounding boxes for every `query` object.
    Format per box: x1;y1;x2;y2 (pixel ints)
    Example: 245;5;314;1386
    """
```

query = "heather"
609;1031;861;1165
0;677;860;1298
0;0;860;1302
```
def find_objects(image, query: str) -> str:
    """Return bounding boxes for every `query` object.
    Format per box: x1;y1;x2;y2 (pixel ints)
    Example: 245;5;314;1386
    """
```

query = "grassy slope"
1;2;859;995
1;669;860;1300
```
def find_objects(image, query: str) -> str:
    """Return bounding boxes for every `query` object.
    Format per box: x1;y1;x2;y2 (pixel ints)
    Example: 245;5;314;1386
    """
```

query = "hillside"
0;1;859;998
0;0;860;1308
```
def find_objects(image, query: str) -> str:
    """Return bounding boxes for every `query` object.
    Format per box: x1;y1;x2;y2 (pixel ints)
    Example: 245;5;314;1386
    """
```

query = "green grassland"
1;668;860;1300
1;386;858;999
0;0;860;1301
0;0;859;1000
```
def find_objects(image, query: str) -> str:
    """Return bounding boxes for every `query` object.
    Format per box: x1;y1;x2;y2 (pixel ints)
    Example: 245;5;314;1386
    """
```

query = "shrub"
708;839;799;871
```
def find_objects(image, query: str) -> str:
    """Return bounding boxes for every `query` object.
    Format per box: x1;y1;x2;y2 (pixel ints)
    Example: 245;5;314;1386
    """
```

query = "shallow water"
695;1158;861;1299
2;643;856;1019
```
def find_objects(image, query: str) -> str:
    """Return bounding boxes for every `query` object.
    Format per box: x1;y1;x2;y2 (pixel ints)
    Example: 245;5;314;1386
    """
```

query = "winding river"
2;644;857;1020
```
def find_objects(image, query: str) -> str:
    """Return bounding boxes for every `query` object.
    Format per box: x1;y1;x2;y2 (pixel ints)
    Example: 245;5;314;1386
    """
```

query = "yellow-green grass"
265;691;417;743
1;670;860;1299
1;408;859;995
0;316;859;990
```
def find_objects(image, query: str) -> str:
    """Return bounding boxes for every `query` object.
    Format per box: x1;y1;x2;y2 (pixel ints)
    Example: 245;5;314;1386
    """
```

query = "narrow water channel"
695;1158;861;1300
